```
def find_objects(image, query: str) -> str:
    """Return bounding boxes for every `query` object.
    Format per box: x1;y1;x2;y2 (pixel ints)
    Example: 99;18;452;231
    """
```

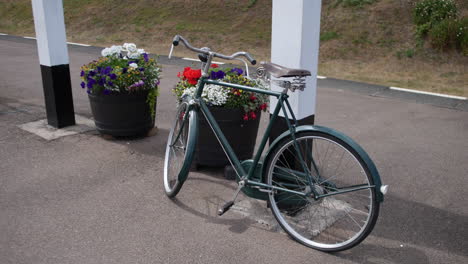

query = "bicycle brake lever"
168;44;174;59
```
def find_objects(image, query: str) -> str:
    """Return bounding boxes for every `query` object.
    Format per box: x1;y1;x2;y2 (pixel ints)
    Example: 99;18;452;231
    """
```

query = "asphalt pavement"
1;35;467;264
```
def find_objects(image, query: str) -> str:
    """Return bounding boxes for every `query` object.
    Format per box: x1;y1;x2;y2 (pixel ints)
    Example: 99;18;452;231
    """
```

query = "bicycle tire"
265;130;379;252
164;102;197;198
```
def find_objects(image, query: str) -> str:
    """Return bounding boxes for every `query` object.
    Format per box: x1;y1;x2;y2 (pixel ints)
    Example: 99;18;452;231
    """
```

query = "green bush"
428;17;467;53
429;18;459;49
413;0;457;26
457;18;468;55
413;0;458;38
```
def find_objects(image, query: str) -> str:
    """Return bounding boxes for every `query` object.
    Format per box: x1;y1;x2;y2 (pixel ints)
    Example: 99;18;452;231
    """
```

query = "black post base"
40;64;75;128
269;114;315;144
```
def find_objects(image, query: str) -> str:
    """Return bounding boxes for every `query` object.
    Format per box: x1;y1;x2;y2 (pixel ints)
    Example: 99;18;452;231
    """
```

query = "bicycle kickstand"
217;179;245;216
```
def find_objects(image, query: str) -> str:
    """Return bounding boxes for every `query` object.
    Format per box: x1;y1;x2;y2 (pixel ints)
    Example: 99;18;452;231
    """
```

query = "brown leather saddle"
261;62;311;78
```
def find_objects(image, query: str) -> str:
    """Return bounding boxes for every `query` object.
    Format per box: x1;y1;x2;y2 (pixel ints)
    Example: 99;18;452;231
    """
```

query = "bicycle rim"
266;131;379;251
164;102;196;197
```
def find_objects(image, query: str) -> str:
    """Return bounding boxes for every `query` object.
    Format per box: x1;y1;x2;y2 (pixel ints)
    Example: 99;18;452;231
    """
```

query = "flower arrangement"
173;64;268;120
80;43;161;117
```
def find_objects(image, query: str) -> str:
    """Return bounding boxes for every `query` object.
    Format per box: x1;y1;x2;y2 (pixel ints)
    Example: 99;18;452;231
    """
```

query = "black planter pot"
88;90;156;137
194;107;261;167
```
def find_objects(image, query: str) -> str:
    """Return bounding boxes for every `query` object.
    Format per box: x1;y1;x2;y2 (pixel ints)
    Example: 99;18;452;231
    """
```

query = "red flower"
182;67;202;85
243;114;249;121
211;64;219;68
250;95;257;101
260;103;267;111
250;111;257;120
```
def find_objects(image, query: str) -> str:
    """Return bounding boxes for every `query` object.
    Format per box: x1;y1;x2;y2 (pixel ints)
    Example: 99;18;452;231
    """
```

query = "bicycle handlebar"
172;35;256;65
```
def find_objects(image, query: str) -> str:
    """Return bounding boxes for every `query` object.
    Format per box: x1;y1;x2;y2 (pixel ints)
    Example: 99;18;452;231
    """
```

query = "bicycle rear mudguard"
262;125;385;202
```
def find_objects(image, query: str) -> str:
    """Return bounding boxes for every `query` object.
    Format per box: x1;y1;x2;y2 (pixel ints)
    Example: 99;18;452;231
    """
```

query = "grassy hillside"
1;0;466;96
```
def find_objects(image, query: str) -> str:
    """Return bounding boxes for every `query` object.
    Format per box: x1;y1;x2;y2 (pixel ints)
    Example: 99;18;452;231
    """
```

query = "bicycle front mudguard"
177;106;199;183
262;125;385;202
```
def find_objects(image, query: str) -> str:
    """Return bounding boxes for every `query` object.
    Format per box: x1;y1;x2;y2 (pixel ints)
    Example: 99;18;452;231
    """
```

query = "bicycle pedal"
218;201;234;216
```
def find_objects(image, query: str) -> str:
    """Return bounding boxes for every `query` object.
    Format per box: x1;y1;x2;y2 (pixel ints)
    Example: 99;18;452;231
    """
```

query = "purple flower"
87;89;91;94
102;66;112;75
139;68;145;72
86;79;95;89
122;68;128;74
80;81;85;88
128;80;145;90
210;70;226;80
107;81;114;86
143;53;149;62
98;78;105;86
231;68;243;75
103;89;111;95
80;70;85;77
109;73;117;80
155;80;160;86
88;70;96;77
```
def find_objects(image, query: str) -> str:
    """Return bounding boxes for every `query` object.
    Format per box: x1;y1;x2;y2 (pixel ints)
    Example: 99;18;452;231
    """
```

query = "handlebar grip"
245;53;256;65
172;35;181;46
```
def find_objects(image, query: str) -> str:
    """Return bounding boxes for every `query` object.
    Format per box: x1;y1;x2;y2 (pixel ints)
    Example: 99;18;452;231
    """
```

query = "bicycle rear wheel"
164;102;197;198
265;130;379;252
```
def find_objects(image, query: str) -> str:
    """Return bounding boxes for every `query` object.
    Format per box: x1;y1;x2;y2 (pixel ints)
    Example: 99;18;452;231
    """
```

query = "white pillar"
32;0;69;66
31;0;75;128
270;0;321;121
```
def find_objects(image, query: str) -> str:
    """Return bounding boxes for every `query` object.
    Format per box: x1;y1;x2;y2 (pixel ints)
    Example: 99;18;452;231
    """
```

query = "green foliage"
428;18;459;49
320;31;340;41
396;48;415;59
146;88;159;118
457;18;468;55
335;0;376;8
247;0;258;8
413;0;457;26
413;0;458;37
413;0;467;55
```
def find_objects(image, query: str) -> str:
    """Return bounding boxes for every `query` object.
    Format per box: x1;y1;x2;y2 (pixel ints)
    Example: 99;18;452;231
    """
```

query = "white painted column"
31;0;75;128
270;0;321;121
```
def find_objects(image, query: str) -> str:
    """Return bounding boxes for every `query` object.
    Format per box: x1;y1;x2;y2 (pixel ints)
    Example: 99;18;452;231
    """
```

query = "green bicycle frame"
184;61;382;201
192;76;329;198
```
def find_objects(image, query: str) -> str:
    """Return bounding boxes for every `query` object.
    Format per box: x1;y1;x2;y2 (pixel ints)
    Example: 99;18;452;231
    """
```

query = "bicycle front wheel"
265;130;379;252
164;102;197;198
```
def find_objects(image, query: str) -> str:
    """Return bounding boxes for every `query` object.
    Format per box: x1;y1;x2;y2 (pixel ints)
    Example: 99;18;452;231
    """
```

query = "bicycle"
164;35;388;252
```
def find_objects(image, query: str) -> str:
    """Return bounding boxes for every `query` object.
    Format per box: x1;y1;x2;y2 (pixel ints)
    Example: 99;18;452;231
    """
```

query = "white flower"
182;87;197;99
101;48;111;57
129;63;138;69
127;52;140;59
109;45;122;55
137;48;146;54
182;85;228;106
123;43;137;53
